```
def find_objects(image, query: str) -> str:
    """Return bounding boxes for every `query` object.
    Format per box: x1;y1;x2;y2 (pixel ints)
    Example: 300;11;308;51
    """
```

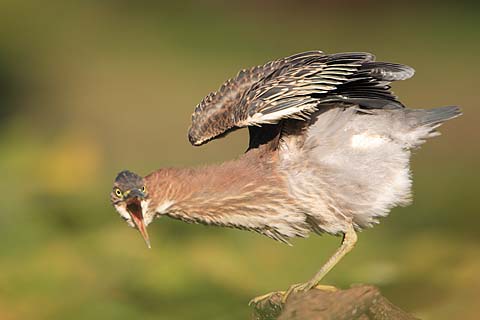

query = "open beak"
125;190;151;248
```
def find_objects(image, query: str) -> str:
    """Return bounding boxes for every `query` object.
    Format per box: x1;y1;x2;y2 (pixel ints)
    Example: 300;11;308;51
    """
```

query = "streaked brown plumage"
110;50;461;303
144;145;308;242
188;51;409;146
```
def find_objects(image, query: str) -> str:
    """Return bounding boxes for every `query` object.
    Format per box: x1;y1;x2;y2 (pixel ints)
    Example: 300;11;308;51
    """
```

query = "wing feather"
188;51;414;146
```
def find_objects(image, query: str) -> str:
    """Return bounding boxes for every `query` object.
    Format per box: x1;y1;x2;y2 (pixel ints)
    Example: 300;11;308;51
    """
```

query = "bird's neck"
144;151;304;240
145;151;279;215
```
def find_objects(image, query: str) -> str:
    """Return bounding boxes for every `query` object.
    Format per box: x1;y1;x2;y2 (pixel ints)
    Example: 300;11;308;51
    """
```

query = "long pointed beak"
125;191;151;248
130;211;151;248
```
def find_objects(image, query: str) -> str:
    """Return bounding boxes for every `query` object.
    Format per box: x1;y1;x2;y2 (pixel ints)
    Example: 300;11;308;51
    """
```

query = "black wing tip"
362;62;415;81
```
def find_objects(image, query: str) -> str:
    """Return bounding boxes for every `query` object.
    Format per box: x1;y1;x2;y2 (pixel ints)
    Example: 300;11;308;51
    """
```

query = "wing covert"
188;51;414;146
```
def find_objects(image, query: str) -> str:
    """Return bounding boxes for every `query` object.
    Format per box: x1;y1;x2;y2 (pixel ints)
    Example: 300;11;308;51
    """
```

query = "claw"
313;284;338;292
281;282;308;304
250;283;338;307
249;292;276;306
248;290;285;307
281;280;330;303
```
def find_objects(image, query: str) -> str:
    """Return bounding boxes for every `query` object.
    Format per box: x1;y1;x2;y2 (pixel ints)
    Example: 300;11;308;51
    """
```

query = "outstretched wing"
188;51;414;146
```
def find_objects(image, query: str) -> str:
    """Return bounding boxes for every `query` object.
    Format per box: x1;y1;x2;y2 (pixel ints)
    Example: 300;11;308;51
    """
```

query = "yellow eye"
115;188;123;198
141;186;146;193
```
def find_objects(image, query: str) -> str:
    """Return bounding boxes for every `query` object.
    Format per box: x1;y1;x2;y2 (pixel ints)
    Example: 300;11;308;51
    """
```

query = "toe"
313;284;338;292
249;291;284;306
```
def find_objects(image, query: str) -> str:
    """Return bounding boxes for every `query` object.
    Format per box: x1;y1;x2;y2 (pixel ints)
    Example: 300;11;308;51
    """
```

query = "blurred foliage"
0;1;479;319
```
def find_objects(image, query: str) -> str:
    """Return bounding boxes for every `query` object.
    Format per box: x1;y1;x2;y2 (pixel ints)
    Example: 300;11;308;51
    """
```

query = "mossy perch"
250;285;418;320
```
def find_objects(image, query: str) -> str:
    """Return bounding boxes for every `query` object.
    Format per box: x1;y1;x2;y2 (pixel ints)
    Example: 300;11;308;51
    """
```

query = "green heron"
110;51;461;303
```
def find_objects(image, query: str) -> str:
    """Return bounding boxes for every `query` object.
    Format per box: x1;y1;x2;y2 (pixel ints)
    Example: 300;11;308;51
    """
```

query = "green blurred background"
0;1;478;319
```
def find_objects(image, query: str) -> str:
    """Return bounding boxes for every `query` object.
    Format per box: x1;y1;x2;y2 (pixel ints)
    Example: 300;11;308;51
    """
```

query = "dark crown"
115;170;143;189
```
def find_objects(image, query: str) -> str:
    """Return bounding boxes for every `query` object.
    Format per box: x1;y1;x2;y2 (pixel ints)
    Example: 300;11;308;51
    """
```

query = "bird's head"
111;170;151;248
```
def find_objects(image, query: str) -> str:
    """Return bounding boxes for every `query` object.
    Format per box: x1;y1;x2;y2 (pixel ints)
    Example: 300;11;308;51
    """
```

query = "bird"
110;50;461;303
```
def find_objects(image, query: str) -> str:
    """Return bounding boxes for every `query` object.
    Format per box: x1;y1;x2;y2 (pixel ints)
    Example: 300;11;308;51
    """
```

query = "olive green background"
0;1;478;319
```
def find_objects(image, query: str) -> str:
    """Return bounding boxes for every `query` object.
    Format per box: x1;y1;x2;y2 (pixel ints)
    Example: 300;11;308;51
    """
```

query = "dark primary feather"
188;51;415;146
361;62;415;81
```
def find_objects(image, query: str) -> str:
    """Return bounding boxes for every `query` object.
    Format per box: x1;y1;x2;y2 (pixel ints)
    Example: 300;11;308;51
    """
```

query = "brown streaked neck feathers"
143;147;308;242
145;147;278;207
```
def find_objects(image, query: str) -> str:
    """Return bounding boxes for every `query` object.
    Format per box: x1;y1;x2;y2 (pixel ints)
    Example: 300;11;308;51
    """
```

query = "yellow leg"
250;223;357;306
281;223;357;302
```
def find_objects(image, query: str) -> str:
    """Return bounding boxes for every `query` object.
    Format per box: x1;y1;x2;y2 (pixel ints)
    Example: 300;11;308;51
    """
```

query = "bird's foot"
281;282;338;304
249;283;338;308
280;282;311;304
249;291;286;320
248;290;285;307
312;284;338;292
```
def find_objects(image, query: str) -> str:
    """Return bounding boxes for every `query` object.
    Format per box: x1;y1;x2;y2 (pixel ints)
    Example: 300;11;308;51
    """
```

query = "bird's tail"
408;105;462;127
400;106;462;147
